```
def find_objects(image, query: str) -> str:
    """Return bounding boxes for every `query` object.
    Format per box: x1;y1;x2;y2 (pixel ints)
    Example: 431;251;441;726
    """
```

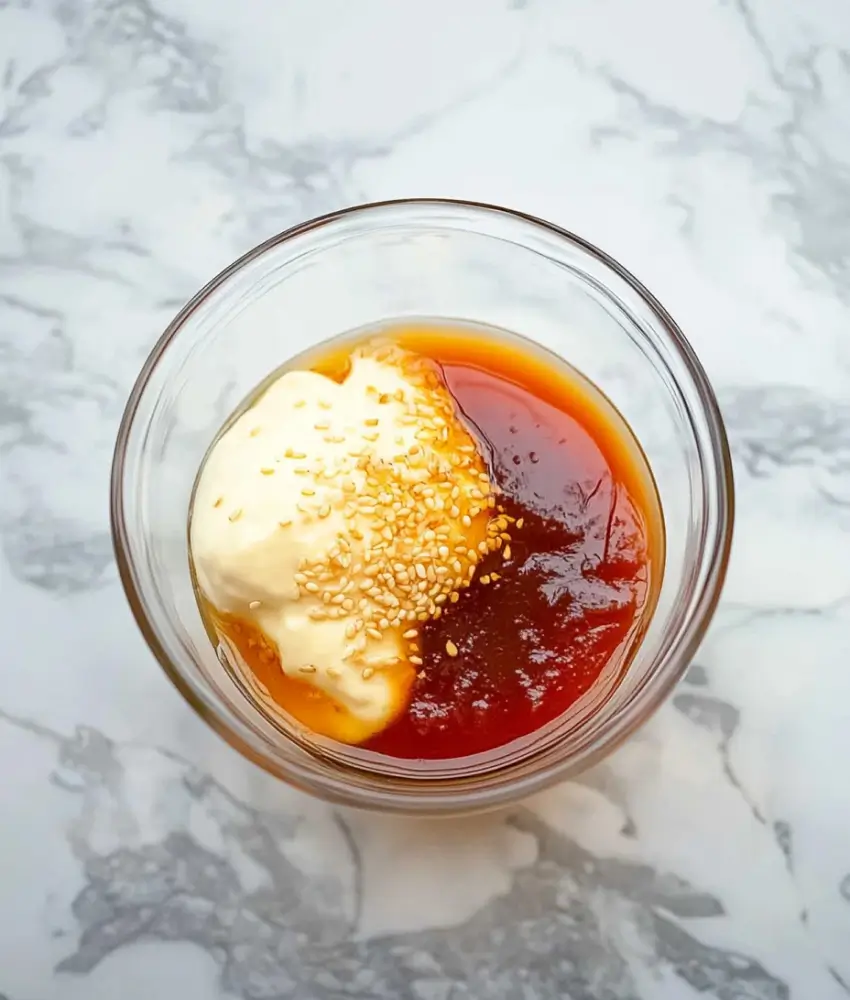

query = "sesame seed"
445;639;459;657
228;509;243;522
299;664;316;674
213;496;223;508
503;544;512;560
516;518;524;529
410;655;423;665
249;600;261;609
260;467;275;476
362;667;375;679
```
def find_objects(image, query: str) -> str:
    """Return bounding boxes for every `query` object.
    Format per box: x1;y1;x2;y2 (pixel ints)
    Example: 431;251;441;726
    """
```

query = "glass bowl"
111;199;734;815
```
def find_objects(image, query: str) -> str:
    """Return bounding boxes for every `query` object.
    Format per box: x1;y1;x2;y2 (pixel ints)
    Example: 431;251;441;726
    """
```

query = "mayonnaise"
190;341;503;738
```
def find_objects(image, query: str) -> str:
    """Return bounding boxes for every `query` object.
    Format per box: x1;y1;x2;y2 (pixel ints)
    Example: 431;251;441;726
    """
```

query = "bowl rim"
110;197;735;812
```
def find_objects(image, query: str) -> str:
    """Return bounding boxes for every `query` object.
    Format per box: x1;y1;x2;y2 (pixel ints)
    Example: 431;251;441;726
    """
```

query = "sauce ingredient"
361;325;662;759
190;340;503;743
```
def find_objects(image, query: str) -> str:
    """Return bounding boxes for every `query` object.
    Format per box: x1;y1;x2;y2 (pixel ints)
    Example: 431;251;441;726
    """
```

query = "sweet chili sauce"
200;322;664;762
357;323;663;759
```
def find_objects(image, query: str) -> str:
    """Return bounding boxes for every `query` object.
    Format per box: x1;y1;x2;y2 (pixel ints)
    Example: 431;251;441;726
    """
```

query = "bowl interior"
113;200;732;810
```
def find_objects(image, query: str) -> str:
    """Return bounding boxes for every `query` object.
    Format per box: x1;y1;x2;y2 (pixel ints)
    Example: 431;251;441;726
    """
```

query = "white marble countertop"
3;0;850;997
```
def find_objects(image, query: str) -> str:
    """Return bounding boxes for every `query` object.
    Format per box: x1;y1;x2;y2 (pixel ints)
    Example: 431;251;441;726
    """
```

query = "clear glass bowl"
111;199;734;814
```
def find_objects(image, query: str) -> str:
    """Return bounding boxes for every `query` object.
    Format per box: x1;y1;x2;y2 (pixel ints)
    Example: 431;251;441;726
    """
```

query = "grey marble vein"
0;713;787;1000
674;690;767;828
562;0;850;304
718;386;850;481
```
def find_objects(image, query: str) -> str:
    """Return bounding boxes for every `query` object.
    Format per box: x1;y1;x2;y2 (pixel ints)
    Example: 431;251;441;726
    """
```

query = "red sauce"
359;325;663;760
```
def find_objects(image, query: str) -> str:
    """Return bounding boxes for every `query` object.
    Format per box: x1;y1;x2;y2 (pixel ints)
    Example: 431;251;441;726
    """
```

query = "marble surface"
3;0;850;996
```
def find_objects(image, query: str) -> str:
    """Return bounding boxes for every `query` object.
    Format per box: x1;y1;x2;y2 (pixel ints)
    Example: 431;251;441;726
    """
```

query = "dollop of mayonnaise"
190;341;506;739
